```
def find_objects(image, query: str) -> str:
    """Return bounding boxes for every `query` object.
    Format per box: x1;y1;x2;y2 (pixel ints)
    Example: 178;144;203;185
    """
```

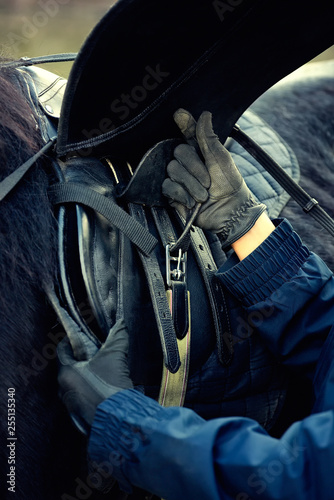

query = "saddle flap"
57;0;334;163
56;157;120;342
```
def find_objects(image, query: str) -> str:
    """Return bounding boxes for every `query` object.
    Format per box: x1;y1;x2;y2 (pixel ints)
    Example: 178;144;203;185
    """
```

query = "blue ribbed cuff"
88;389;164;493
217;219;310;306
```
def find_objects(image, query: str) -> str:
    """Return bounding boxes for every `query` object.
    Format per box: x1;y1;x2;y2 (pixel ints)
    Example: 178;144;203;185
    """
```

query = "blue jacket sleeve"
217;219;334;380
88;386;334;500
87;219;334;499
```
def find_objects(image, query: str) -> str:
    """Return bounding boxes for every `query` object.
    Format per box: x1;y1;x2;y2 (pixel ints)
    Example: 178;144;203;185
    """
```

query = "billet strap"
48;182;158;256
188;223;233;365
149;206;191;406
158;290;191;407
231;124;334;238
153;206;233;366
151;207;189;339
128;203;181;374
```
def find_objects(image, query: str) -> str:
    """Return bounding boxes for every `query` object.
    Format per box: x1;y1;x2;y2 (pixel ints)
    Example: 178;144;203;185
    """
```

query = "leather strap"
151;207;189;339
171;282;189;340
158;289;191;407
231;124;334;238
152;206;233;365
147;206;191;409
128;203;181;374
188;223;233;365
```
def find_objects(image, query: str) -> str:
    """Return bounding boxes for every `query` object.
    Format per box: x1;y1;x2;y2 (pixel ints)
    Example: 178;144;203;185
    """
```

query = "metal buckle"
166;245;187;287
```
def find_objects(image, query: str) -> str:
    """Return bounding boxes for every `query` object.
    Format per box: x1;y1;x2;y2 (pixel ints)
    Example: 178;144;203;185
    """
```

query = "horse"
251;59;334;270
0;55;333;500
0;62;89;500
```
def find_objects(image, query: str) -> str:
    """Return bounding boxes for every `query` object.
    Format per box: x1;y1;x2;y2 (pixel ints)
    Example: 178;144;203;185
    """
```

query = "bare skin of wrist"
231;212;275;261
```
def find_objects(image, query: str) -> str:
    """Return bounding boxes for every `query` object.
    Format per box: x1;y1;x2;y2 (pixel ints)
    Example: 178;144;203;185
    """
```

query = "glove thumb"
196;111;243;192
57;336;76;366
174;108;198;149
98;318;129;356
196;111;221;163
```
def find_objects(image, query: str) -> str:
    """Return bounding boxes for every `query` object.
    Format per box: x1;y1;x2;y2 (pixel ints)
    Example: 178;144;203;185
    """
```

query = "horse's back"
251;60;334;268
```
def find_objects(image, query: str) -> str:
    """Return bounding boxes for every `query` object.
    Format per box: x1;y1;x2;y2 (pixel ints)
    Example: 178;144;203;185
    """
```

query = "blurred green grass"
0;1;333;79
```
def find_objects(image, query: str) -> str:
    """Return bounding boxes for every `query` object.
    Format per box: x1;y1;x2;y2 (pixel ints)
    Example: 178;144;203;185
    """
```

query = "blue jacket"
88;219;334;499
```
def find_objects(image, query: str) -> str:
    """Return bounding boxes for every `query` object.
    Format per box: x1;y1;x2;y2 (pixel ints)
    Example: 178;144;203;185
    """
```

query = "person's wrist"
231;212;275;260
216;198;266;249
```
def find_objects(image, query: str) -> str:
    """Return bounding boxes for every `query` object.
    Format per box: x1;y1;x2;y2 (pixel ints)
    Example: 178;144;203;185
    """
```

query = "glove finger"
173;144;210;189
166;159;209;203
196;111;225;164
196;111;243;191
170;201;189;221
162;177;196;209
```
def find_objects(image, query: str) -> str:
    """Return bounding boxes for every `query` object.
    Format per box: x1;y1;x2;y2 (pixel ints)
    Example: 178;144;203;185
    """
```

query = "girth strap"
158;289;191;408
48;182;158;256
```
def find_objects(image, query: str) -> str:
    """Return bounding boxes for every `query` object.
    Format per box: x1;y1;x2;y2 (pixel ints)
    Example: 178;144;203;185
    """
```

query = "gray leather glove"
57;319;133;436
162;109;266;248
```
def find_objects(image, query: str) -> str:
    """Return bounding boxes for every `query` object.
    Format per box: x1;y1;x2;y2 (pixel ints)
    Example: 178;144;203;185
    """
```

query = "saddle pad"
227;109;300;219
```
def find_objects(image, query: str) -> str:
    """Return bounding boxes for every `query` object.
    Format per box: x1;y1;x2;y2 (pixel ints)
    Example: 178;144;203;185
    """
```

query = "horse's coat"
251;60;334;269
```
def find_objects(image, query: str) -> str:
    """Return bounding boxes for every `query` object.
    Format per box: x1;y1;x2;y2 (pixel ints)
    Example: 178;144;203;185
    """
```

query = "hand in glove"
162;108;266;248
57;319;133;436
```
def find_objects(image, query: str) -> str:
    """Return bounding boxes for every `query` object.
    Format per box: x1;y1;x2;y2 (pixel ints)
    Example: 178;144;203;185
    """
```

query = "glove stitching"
217;198;257;240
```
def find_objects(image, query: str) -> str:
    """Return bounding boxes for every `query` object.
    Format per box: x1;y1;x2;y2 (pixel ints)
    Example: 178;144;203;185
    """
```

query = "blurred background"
0;0;117;75
0;0;333;78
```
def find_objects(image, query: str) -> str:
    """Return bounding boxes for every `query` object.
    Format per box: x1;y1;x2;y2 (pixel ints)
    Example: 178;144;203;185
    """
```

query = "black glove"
162;109;266;248
57;319;133;435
